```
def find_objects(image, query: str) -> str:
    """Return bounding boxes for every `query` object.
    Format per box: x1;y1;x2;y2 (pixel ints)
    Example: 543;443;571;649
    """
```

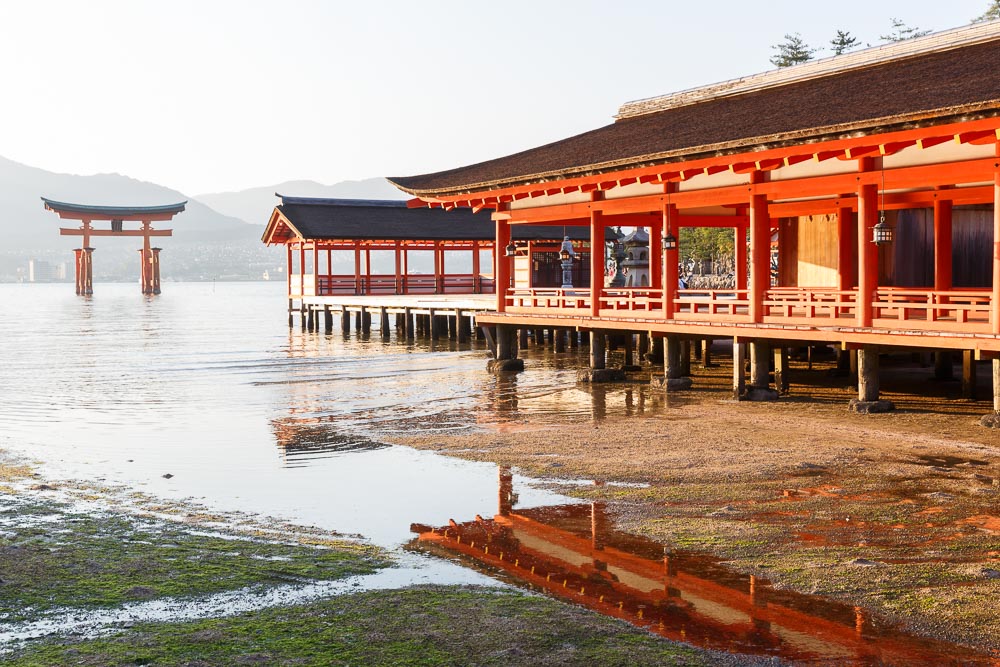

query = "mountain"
0;155;256;249
196;178;406;226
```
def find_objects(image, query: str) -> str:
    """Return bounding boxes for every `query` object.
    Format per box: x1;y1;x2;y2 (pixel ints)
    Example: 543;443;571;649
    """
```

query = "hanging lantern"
504;241;517;257
872;213;893;246
662;231;678;252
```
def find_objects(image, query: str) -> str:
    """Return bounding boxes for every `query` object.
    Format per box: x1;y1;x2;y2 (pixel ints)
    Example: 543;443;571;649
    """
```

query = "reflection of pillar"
138;248;151;294
82;247;94;295
150;247;162;294
590;502;606;551
498;466;513;516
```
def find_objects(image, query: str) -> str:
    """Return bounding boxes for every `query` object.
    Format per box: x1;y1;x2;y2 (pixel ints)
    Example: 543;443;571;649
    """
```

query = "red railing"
498;284;995;335
295;273;496;296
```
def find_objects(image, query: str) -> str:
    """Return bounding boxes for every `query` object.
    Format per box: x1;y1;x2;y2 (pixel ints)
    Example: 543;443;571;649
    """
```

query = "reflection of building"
410;467;990;665
270;416;389;467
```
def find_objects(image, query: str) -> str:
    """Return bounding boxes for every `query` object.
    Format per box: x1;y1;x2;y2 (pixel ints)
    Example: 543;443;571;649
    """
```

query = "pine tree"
830;30;860;55
972;0;1000;22
880;18;931;42
770;33;817;68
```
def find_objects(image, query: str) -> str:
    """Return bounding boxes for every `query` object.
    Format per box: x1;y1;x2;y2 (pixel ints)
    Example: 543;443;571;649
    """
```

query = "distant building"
28;259;57;282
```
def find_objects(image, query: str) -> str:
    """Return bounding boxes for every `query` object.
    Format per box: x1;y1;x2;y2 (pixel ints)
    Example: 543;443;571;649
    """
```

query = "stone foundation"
741;387;779;402
487;359;525;373
577;368;626;383
650;376;693;391
848;399;896;414
980;413;1000;428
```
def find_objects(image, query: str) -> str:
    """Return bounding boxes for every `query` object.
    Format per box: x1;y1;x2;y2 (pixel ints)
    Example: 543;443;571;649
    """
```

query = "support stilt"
850;347;894;413
963;351;977;400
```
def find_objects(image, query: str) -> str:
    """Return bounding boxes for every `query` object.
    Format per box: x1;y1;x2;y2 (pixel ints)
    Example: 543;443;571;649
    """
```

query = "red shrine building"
389;22;1000;417
42;198;184;295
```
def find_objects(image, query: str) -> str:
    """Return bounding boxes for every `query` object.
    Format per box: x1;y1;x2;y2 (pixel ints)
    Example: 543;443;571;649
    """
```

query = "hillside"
196;178;405;226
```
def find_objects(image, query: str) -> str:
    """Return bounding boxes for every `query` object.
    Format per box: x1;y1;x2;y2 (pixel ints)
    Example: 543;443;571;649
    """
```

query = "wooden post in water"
749;341;769;389
638;333;649;360
773;346;789;394
354;309;362;332
963;351;977;400
624;333;634;367
665;336;682;380
679;340;691;376
733;340;746;399
519;328;528;348
361;308;371;335
570;329;579;348
429;310;438;339
590;331;606;370
554;328;566;353
341;309;350;334
324;306;333;333
702;339;714;368
306;307;315;331
405;308;414;340
649;335;664;364
857;347;880;402
380;307;390;340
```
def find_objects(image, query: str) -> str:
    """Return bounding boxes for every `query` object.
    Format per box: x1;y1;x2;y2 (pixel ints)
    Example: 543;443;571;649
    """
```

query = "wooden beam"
59;228;172;237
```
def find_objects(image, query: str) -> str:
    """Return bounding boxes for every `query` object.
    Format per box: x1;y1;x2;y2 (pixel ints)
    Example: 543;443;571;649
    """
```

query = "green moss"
0;497;388;621
5;586;727;667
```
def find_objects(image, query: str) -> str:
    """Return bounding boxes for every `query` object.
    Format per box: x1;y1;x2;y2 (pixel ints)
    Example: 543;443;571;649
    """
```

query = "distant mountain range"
196;178;405;226
0;155;407;281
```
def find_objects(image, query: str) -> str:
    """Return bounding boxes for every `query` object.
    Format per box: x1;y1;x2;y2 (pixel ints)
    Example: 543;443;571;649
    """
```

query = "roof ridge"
276;195;406;208
617;20;1000;120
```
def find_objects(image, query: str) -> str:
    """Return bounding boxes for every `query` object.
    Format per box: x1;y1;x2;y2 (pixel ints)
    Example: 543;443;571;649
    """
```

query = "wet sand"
389;351;1000;656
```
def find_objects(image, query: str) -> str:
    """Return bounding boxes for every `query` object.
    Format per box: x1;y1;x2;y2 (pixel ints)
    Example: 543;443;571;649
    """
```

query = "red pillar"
151;248;162;294
299;244;305;298
735;222;748;292
663;201;678;319
993;147;1000;334
496;219;511;313
353;244;361;295
73;248;83;295
837;205;854;291
858;182;878;328
286;245;292;297
394;241;402;294
748;176;769;323
433;241;442;293
649;216;662;292
82;247;94;295
590;210;604;318
471;241;481;293
934;197;953;292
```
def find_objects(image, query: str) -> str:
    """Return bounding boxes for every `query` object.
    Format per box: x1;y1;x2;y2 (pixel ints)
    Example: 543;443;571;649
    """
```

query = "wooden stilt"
665;336;682;379
858;347;880;402
361;308;371;335
405;308;414;340
380;307;390;340
638;333;649;360
702;339;714;368
750;341;770;389
624;333;635;367
519;328;528;348
963;351;977;400
733;340;746;399
324;306;333;333
590;331;606;370
679;340;691;377
554;328;566;353
934;351;955;380
773;346;789;394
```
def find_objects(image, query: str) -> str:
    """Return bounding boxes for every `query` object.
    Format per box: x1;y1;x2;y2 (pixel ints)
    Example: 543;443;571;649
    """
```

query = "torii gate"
41;198;185;295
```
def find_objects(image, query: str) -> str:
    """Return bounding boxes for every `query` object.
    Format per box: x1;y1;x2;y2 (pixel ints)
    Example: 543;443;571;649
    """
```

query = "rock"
851;558;879;567
973;474;994;485
487;358;524;373
741;386;779;402
980;413;1000;429
29;484;56;491
982;568;1000;579
577;368;625;383
798;462;825;470
162;473;174;479
650;376;693;391
921;491;955;501
848;399;895;414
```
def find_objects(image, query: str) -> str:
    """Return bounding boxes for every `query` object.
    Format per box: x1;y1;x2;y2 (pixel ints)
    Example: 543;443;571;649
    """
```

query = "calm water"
3;282;990;664
0;282;655;547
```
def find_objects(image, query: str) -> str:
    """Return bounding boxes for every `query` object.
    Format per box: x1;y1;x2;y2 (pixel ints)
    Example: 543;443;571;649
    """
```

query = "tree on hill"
770;33;817;67
880;18;931;42
830;30;860;55
972;0;1000;22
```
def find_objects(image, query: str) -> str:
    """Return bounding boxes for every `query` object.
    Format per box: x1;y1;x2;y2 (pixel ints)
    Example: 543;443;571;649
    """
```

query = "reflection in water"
410;466;994;667
270;417;390;467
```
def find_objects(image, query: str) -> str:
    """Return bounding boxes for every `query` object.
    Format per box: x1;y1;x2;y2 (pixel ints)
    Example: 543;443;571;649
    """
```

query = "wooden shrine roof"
262;197;615;244
389;30;1000;197
41;197;187;218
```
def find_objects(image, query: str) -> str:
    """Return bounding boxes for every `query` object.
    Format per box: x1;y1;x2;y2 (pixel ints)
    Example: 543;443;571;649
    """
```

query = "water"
0;282;619;548
1;282;992;664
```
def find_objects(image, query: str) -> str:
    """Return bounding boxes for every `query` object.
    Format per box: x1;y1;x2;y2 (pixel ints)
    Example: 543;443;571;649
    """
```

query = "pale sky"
0;0;989;195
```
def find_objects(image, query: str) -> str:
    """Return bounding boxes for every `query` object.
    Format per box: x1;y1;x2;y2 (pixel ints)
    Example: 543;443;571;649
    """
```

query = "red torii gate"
41;198;185;295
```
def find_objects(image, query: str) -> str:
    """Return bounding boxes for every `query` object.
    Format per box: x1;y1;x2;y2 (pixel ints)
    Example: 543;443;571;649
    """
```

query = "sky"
0;0;991;196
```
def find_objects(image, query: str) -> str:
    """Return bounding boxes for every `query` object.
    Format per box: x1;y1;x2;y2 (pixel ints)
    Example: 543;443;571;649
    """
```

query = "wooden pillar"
735;223;748;292
456;309;468;342
519;328;528;348
750;341;770;389
649;216;662;293
702;339;714;368
433;241;442;294
471;241;481;293
354;309;362;332
665;336;682;379
365;248;371;294
324;306;333;332
590;210;604;318
404;308;414;340
963;351;978;400
993;149;1000;334
590;331;606;370
286;245;293;300
858;173;878;327
638;333;649;360
306;307;315;331
362;308;372;335
837;206;854;291
934;351;954;381
649;335;664;364
73;248;83;295
429;309;438;339
402;247;409;294
993;359;1000;412
394;241;402;294
733;339;746;399
298;244;305;299
624;333;635;367
150;248;162;294
570;329;580;348
679;340;691;377
749;175;769;323
534;328;544;346
497;325;514;360
857;347;880;402
496;218;510;313
663;192;679;319
353;244;362;295
83;247;94;295
773;346;789;394
380;307;390;340
934;198;953;292
554;328;566;353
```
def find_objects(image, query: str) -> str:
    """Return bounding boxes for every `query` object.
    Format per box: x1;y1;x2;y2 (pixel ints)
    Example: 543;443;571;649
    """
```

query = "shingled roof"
389;25;1000;197
263;197;613;243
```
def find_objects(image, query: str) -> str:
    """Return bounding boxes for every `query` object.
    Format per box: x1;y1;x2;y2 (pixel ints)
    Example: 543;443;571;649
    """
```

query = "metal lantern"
872;213;893;246
504;241;517;257
662;231;678;252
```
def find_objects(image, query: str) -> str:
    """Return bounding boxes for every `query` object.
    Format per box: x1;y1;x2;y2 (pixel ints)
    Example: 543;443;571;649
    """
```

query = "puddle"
409;466;996;666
